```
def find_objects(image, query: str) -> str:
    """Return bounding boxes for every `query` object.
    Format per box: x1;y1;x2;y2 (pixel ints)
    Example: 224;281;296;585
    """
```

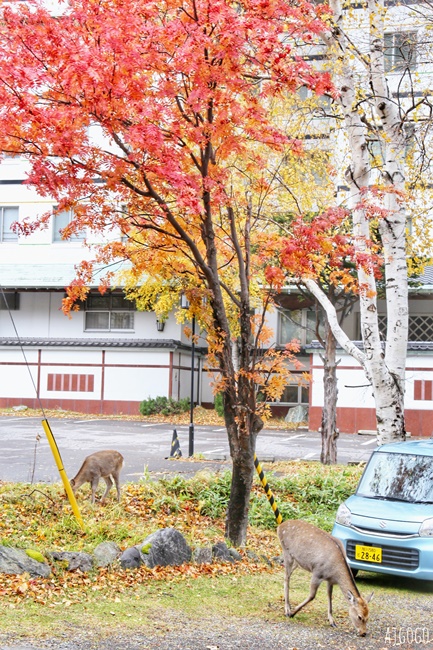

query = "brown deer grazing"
70;450;124;504
277;519;373;636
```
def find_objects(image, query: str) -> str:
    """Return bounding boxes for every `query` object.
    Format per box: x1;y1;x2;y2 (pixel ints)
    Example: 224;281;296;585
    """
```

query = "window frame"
84;292;136;332
377;313;433;342
0;206;19;243
0;291;20;310
384;31;417;73
52;207;86;243
276;378;310;406
278;308;323;346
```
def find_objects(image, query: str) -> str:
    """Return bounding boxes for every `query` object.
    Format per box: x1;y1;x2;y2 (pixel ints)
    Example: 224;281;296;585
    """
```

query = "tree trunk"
223;389;263;546
371;366;406;445
320;315;339;464
225;427;257;546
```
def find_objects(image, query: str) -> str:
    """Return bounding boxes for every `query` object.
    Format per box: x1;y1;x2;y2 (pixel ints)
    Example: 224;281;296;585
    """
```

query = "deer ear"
366;591;374;603
347;590;356;604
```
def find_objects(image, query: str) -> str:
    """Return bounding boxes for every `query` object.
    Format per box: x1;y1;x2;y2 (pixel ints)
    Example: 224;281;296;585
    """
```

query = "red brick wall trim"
309;405;433;437
0;397;215;416
414;379;433;401
47;373;95;393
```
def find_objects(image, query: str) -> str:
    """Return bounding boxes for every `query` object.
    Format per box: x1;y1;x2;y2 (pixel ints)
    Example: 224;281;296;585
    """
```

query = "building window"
378;314;433;342
0;291;20;310
84;292;135;331
279;308;323;346
384;32;417;73
0;206;19;242
278;379;310;405
53;208;86;242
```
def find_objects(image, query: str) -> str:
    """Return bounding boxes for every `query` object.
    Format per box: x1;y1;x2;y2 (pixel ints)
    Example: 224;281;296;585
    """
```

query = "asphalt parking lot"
0;415;378;484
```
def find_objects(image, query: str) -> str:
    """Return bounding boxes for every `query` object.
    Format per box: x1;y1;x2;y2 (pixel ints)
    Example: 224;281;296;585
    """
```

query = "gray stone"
138;527;191;569
212;541;234;563
284;404;308;424
0;545;51;578
93;541;121;567
49;551;94;572
119;546;142;569
192;546;213;565
228;548;242;562
245;549;273;565
246;549;260;563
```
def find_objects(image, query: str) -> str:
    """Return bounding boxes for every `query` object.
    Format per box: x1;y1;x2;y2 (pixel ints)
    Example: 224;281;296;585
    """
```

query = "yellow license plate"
355;544;382;563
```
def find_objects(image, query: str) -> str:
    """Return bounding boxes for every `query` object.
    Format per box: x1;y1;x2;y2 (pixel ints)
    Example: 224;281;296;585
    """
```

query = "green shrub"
139;396;190;416
249;464;362;531
159;470;232;519
156;463;361;531
214;392;224;417
139;397;158;415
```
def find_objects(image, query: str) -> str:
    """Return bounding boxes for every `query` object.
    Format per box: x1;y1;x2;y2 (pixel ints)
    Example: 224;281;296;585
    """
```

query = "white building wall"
103;350;171;402
311;352;376;410
0;349;38;398
310;349;433;436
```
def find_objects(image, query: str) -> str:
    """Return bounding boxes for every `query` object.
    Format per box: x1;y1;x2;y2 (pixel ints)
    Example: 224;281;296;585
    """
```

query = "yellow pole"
254;453;283;525
41;419;85;531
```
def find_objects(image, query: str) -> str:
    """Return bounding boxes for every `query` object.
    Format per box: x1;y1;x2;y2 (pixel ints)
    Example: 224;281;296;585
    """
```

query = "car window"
357;452;433;503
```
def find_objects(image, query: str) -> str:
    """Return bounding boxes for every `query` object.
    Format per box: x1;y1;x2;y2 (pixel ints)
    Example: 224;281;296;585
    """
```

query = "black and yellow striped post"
254;453;283;525
167;429;182;459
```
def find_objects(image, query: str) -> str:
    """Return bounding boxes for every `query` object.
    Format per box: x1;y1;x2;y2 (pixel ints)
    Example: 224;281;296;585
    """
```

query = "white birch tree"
301;0;433;444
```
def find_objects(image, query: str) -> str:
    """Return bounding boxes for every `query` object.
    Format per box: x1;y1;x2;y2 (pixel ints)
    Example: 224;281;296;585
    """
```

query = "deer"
70;450;124;504
277;519;373;636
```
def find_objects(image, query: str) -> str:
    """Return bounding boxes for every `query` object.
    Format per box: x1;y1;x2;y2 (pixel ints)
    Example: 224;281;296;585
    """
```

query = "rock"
12;405;28;412
228;548;242;562
138;528;191;569
93;541;121;567
0;545;51;578
212;541;234;563
49;551;94;572
119;546;142;569
245;549;273;565
245;549;260;563
193;546;213;565
284;404;308;424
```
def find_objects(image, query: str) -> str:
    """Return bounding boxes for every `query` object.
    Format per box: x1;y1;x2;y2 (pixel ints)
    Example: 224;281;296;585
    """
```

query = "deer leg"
283;559;295;617
113;473;121;502
101;476;113;503
290;574;322;618
327;582;336;627
90;478;100;504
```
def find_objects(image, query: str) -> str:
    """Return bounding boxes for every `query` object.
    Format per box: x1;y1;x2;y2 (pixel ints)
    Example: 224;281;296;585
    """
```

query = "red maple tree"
0;0;333;544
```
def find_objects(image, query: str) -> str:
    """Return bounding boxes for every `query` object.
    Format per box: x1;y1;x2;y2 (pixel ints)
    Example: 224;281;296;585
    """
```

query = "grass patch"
0;461;368;637
0;461;362;554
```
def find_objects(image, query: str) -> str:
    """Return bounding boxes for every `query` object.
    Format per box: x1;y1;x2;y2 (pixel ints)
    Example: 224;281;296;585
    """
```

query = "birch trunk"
311;0;408;443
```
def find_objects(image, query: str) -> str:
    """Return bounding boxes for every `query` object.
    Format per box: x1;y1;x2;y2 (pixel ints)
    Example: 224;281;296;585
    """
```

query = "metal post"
189;315;195;457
